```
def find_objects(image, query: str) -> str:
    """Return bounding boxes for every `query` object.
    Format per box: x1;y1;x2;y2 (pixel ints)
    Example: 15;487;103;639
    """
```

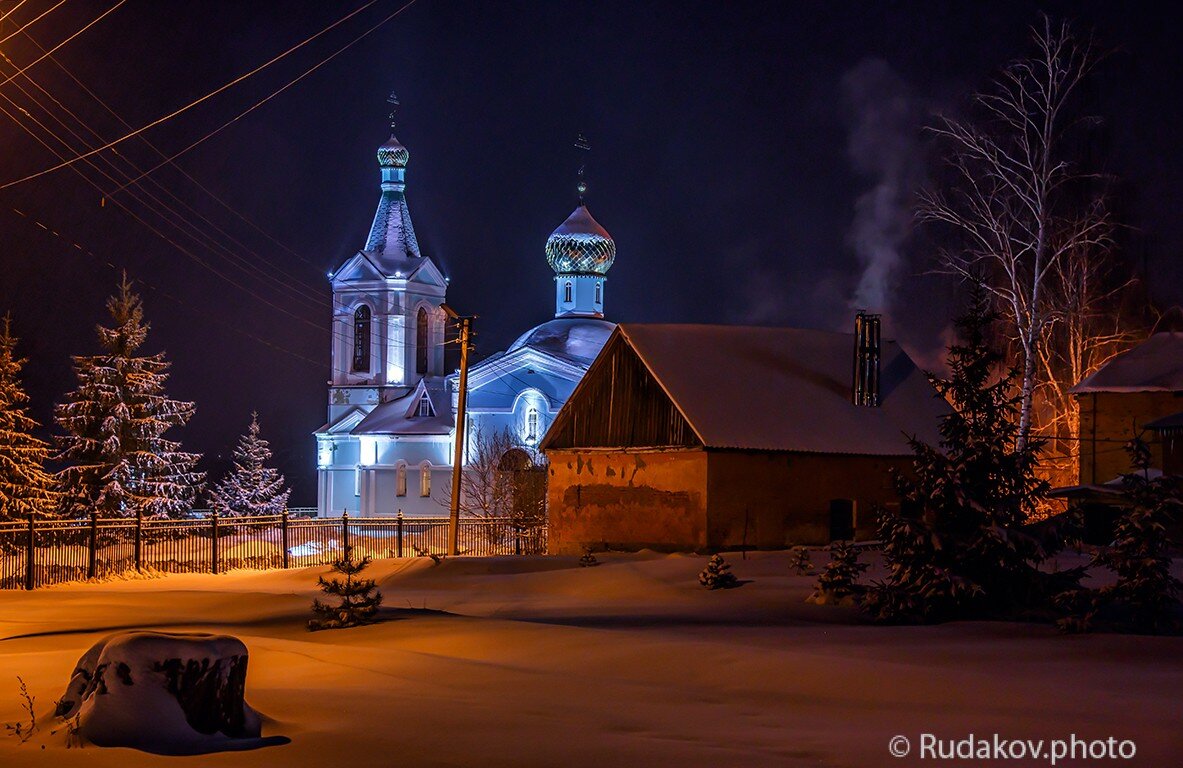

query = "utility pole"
443;306;474;556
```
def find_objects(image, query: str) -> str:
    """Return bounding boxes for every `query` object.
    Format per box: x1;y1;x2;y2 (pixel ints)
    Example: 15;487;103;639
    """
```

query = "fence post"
211;512;220;575
514;525;522;556
87;511;98;579
397;510;404;558
134;510;143;572
24;513;34;591
281;510;290;569
342;510;350;555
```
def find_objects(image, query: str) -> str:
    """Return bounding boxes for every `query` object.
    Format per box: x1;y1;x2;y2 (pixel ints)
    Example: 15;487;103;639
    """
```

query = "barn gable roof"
543;323;945;455
1071;332;1183;393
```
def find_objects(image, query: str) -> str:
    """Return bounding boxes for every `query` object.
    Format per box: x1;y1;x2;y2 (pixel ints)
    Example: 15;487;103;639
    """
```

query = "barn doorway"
828;499;856;542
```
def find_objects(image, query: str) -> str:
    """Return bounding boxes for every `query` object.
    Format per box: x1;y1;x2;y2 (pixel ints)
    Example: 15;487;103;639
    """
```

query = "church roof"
351;378;453;436
543;323;946;455
1071;332;1183;393
546;205;616;276
507;317;616;366
361;186;424;277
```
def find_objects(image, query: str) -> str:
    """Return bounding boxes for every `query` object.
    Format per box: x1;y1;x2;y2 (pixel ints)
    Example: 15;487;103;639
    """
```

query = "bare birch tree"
919;17;1113;450
1032;245;1138;489
442;426;546;528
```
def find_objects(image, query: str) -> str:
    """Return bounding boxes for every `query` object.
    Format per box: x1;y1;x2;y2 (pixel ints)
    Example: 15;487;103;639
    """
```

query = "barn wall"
1077;391;1182;484
545;449;709;554
705;451;906;547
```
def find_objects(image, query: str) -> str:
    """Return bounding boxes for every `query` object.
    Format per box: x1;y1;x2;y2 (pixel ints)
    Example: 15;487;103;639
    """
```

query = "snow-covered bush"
788;546;813;575
808;541;868;606
579;549;599;568
308;545;383;630
698;554;738;590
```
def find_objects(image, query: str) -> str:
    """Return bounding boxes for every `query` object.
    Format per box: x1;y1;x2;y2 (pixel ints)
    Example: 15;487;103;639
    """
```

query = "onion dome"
377;134;409;168
545;205;616;275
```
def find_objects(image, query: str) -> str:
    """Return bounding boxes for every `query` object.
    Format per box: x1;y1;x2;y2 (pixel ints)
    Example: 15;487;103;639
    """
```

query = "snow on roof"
607;324;946;455
507;318;616;366
351;378;453;436
1071;333;1183;393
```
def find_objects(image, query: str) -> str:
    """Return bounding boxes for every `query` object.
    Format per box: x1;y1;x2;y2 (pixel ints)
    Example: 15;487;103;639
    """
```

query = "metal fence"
0;513;547;590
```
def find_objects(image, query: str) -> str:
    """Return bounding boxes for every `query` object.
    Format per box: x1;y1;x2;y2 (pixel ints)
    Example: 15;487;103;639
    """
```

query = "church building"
315;120;618;517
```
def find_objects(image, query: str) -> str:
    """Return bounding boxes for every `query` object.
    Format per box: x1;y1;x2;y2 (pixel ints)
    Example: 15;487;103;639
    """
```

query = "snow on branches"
208;413;291;517
54;276;203;519
0;316;58;521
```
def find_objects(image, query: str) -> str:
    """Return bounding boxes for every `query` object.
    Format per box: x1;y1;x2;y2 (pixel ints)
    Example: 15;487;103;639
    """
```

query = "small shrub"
807;542;868;606
579;549;599;568
788;546;813;575
699;554;738;590
3;677;36;743
308;545;383;631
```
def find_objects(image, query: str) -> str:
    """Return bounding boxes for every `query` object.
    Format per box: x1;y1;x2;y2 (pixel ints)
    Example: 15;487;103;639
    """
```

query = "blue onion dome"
377;134;409;168
546;205;616;275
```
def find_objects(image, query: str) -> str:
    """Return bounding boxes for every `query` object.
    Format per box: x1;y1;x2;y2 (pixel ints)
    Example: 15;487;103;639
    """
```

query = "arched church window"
416;307;429;374
564;282;573;303
396;462;407;497
525;407;540;444
352;306;371;373
595;282;601;304
420;462;431;497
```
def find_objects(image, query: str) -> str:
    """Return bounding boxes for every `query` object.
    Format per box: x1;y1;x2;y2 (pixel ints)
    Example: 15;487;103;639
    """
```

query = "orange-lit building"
540;320;946;554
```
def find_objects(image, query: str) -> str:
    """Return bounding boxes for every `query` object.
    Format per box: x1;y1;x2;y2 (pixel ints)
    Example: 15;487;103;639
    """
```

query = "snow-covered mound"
55;631;265;754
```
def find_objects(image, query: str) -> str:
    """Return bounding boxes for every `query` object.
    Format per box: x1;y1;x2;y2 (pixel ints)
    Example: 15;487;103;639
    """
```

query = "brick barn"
539;320;946;554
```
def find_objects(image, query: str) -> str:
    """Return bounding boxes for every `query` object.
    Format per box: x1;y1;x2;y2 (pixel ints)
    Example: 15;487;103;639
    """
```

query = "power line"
0;0;388;190
0;0;65;46
0;0;31;25
111;0;420;193
0;0;124;84
23;30;321;276
0;51;332;312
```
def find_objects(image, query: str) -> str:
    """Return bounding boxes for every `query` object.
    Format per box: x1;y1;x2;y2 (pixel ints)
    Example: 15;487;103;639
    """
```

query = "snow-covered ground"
0;550;1179;766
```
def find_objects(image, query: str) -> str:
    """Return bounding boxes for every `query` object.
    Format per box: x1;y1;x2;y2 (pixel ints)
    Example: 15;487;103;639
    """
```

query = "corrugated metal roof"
1071;332;1183;393
608;323;945;455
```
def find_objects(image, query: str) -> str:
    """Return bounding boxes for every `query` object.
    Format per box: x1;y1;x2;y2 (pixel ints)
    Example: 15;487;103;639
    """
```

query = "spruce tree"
208;413;291;517
864;285;1070;623
55;276;203;519
788;546;814;575
1062;437;1183;634
0;316;58;521
308;545;383;630
807;542;868;606
698;554;738;590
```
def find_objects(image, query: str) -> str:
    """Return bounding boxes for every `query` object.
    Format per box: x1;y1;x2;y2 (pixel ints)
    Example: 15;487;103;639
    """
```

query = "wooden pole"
448;315;474;556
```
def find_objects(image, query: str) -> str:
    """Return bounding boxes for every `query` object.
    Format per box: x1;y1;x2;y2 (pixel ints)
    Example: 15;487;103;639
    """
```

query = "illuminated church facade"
315;126;617;517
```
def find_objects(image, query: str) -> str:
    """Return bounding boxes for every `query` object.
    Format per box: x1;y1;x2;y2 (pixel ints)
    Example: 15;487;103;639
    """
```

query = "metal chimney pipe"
852;311;881;407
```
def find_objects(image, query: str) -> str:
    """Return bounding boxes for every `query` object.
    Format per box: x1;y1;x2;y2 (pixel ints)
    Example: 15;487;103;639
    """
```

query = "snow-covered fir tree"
1060;437;1182;634
698;554;738;589
0;316;58;521
863;286;1071;623
55;276;203;519
208;413;291;517
807;541;868;606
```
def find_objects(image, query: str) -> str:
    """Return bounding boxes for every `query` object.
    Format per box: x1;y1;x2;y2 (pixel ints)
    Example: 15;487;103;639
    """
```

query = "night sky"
1;0;1181;504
